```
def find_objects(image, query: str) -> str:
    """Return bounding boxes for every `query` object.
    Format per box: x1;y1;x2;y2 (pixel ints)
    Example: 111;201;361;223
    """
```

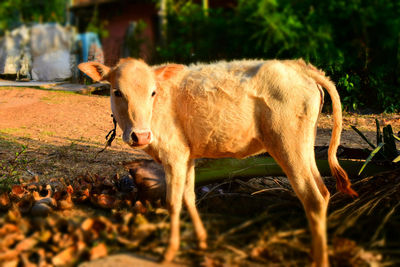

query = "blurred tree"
0;0;68;34
155;0;400;112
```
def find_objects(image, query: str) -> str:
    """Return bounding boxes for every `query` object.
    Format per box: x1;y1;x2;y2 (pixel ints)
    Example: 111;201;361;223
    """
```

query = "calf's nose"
131;131;152;146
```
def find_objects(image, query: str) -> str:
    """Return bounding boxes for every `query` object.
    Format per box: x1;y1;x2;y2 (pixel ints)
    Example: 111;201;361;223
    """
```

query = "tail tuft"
331;165;358;197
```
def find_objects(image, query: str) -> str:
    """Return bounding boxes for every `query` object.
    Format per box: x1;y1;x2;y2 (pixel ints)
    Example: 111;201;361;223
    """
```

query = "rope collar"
96;114;117;156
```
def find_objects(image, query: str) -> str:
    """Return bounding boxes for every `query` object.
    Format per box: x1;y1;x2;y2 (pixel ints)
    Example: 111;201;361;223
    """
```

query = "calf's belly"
187;119;266;159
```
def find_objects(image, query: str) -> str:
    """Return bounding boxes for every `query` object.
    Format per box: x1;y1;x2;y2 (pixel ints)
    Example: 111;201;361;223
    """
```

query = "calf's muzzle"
131;130;152;146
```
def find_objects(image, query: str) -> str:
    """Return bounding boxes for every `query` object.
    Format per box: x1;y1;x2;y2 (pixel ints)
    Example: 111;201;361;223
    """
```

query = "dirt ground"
0;87;149;182
1;87;399;266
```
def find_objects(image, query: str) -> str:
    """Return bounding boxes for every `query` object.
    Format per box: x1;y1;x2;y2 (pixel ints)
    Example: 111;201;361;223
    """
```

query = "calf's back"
170;59;321;159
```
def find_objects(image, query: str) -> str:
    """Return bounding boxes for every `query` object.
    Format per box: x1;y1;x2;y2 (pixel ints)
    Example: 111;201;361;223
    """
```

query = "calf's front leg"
183;159;207;249
162;161;188;262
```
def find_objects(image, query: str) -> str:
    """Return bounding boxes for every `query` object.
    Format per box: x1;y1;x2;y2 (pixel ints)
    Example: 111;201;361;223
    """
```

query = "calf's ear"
154;64;185;81
78;62;111;82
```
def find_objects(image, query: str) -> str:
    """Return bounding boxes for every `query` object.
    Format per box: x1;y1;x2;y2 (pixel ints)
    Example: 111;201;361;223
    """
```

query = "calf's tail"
303;62;358;197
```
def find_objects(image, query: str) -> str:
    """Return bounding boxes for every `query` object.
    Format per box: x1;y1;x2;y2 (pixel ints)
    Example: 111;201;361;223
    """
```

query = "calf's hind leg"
266;136;330;267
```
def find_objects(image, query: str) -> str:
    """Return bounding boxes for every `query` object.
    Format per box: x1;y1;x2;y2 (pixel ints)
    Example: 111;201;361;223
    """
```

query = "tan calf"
79;58;357;266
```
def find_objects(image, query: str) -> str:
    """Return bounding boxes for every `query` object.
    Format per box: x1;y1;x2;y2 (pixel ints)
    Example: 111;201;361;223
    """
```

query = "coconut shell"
89;242;108;260
73;188;90;203
36;198;57;208
0;224;19;237
91;194;120;209
53;188;73;210
51;246;76;266
10;185;26;200
30;203;52;217
0;192;11;210
57;199;73;210
17;196;34;214
125;159;166;204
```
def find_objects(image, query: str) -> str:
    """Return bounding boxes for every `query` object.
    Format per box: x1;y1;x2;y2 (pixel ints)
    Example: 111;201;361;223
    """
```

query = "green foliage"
239;0;338;63
153;0;400;112
156;1;239;63
0;0;68;34
338;74;361;111
0;145;27;191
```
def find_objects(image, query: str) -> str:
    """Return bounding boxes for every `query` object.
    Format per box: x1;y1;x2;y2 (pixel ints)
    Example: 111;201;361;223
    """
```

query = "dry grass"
194;172;399;266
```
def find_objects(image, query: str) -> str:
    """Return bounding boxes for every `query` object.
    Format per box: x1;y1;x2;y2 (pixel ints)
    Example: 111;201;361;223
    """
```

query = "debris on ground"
0;173;170;266
0;163;398;266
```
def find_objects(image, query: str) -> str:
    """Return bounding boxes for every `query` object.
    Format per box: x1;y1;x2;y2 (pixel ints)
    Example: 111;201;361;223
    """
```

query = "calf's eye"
114;90;122;97
151;91;156;97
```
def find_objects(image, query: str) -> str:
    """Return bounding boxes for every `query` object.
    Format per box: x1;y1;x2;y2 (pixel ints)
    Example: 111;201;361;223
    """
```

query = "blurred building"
70;0;158;65
70;0;236;65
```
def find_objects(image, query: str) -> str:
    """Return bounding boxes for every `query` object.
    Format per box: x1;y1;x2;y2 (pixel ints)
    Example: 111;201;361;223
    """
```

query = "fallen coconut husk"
124;160;166;205
0;163;398;266
10;185;26;201
53;187;74;210
31;203;52;217
0;192;11;210
16;195;34;214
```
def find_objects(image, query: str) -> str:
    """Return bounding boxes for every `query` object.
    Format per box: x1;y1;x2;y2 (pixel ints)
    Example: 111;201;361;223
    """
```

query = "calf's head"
78;58;183;148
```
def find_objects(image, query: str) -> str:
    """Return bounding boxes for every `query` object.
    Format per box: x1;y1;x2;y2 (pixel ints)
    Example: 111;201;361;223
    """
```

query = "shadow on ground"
0;132;148;183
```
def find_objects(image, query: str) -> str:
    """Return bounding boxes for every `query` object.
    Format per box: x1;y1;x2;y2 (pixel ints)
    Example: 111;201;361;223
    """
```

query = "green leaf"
393;134;400;142
358;142;385;176
351;125;376;149
393;155;400;163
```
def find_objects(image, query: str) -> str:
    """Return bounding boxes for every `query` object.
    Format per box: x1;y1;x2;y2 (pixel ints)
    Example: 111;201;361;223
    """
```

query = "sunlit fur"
78;58;357;267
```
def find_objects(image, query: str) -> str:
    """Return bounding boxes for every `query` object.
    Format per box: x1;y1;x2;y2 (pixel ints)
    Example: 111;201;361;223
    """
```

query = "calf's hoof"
162;247;178;263
311;260;329;267
198;241;207;250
